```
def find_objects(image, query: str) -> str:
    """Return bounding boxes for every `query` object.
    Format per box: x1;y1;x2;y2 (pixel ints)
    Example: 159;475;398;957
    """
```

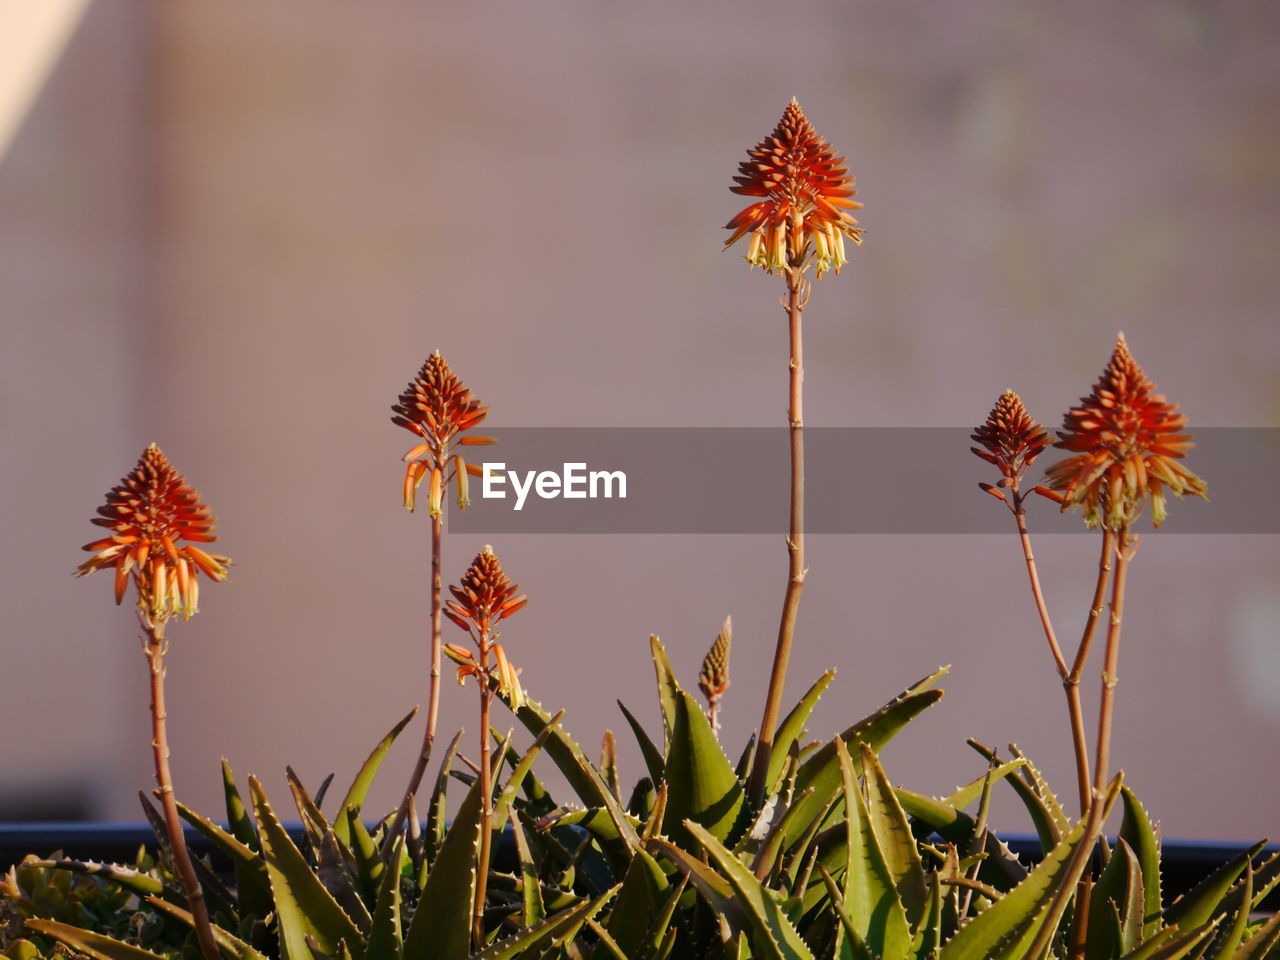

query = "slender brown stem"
1092;525;1133;794
1012;499;1092;815
1065;528;1115;815
385;512;445;852
473;631;493;950
750;267;807;804
144;626;220;960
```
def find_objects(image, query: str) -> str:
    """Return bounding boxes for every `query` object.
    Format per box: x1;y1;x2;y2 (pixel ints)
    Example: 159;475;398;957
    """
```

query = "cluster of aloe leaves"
3;637;1278;960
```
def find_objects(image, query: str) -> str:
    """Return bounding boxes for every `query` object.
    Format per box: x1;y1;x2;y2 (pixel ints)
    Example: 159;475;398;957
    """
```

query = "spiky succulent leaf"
663;688;746;850
764;669;836;793
649;635;681;749
365;837;404;960
332;708;417;846
836;740;911;960
23;860;163;900
1203;860;1251;960
618;699;666;787
1230;909;1280;960
859;743;928;928
1164;844;1262;933
684;821;816;960
1117;922;1220;960
248;776;366;960
1119;785;1165;940
401;776;483;960
507;810;545;928
781;668;948;848
470;885;619;960
144;896;271;960
1087;839;1145;960
605;847;670;959
23;920;169;960
938;803;1097;960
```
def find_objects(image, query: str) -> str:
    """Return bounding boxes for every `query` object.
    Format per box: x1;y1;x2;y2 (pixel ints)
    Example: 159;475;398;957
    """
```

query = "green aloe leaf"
1119;786;1164;940
605;847;670;959
663;688;746;850
968;741;1062;854
25;859;163;899
24;920;169;960
498;687;614;815
222;759;260;852
1087;838;1144;960
176;800;274;917
401;776;482;960
647;836;738;917
248;776;365;960
1164;843;1262;932
426;731;464;864
858;743;928;929
649;635;681;749
285;774;372;934
1204;860;1250;960
345;808;383;905
471;884;620;960
818;866;881;960
837;740;911;960
1231;908;1280;960
1117;921;1220;960
764;669;836;794
941;758;1028;813
618;699;665;787
938;802;1097;960
508;810;545;928
144;896;271;960
782;667;948;848
333;708;417;846
684;821;816;960
366;837;404;960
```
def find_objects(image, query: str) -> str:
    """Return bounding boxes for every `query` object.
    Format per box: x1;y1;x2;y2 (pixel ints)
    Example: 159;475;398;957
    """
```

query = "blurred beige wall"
3;1;1279;838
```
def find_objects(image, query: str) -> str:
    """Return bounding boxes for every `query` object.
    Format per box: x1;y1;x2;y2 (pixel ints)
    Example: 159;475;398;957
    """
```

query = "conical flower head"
697;616;732;705
391;351;492;514
1046;334;1208;530
972;389;1049;483
444;545;527;635
76;444;231;624
725;99;864;276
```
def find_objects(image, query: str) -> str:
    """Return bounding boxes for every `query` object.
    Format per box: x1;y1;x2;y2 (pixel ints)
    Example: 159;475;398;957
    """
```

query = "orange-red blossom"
1046;333;1208;530
443;546;527;708
75;444;231;625
724;98;864;276
391;351;494;516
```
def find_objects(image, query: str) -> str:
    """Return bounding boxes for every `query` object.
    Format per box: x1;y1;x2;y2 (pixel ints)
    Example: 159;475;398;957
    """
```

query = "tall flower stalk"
442;547;527;949
387;352;493;845
75;444;231;960
725;99;864;802
1025;334;1208;960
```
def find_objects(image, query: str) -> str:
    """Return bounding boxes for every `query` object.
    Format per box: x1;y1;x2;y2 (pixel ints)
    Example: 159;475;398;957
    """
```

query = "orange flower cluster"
725;99;864;276
1046;334;1208;529
972;389;1050;486
443;546;527;707
391;352;492;516
76;444;231;624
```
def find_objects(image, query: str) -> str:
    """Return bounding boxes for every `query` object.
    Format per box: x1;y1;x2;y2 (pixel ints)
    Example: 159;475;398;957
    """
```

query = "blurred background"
2;1;1278;839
